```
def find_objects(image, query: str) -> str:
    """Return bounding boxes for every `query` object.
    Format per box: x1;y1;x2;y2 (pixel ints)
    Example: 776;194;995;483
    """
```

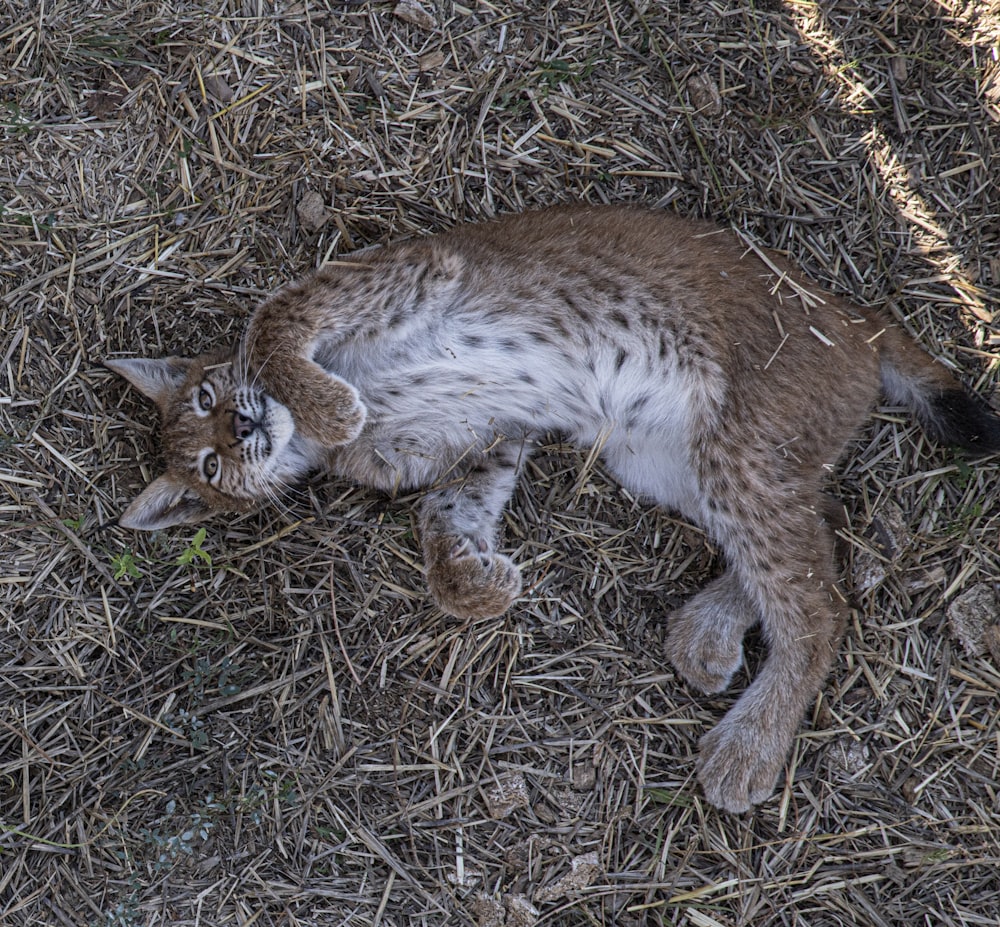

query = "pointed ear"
118;473;211;531
105;357;191;405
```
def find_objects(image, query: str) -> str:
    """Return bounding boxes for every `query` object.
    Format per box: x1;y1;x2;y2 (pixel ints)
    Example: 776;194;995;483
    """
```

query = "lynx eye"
201;452;220;482
197;383;215;412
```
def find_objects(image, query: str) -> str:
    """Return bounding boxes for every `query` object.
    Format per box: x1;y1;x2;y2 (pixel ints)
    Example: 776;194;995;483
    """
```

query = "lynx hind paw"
426;538;522;621
696;714;786;813
665;599;745;695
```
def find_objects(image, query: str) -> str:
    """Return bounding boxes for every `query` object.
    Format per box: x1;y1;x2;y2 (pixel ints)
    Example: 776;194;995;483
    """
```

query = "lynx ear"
118;473;211;531
105;357;191;405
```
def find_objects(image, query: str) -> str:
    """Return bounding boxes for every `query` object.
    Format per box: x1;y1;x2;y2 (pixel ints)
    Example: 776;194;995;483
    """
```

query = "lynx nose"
233;410;259;440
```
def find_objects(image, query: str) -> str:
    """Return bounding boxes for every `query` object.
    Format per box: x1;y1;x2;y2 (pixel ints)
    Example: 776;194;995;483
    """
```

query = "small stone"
504;895;539;927
75;286;99;306
483;771;529;819
829;736;869;778
548;786;583;817
852;501;913;593
86;90;125;118
869;502;911;558
534;851;601;904
570;764;596;790
471;894;504;927
203;74;234;103
983;623;1000;665
448;865;483;887
419;49;447;71
532;802;555;824
394;0;436;30
947;584;1000;657
687;73;722;117
296;190;330;232
851;549;886;594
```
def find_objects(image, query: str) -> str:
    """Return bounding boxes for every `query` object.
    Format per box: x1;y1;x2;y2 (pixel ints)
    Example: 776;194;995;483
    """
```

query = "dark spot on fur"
629;394;650;414
611;310;630;330
551;317;571;340
640;310;660;329
588;273;625;301
614;347;628;371
559;289;591;322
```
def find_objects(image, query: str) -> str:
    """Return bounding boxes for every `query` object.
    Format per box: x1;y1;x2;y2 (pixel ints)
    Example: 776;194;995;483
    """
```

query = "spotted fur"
109;205;1000;812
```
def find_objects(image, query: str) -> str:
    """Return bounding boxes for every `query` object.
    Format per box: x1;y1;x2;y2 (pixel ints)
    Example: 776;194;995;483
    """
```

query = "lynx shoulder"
108;205;1000;812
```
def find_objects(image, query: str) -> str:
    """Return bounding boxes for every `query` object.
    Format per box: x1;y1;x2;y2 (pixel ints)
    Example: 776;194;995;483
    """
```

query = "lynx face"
106;352;322;529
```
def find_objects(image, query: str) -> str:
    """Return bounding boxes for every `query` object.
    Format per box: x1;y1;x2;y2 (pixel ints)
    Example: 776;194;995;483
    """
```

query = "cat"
106;205;1000;813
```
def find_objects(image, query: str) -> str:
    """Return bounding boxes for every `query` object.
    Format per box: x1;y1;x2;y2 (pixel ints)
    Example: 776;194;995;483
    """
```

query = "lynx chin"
107;205;1000;813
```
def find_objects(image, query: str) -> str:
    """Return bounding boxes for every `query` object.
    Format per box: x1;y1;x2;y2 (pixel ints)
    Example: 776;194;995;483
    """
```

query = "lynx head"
107;351;321;530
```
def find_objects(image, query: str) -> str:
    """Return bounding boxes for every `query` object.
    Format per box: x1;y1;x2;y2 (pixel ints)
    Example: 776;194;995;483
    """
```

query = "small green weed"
176;527;212;567
182;653;242;701
97;875;142;927
111;549;142;581
644;786;694;809
163;707;208;750
140;796;222;872
1;102;34;138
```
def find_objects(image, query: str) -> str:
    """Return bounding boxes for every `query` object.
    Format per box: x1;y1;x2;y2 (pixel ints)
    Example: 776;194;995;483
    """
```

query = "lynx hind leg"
694;480;847;812
419;442;528;620
666;571;758;694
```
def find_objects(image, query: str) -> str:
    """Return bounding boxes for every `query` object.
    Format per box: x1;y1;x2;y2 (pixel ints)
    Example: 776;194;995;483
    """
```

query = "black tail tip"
929;389;1000;454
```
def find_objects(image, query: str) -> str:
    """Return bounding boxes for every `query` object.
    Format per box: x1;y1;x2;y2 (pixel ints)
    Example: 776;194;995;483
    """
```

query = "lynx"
107;205;1000;812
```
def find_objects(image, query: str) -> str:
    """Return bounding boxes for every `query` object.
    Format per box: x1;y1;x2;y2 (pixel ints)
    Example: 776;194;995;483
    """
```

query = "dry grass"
2;0;1000;924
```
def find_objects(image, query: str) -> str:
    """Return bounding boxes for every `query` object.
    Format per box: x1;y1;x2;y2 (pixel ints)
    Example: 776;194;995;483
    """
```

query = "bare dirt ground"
2;1;999;924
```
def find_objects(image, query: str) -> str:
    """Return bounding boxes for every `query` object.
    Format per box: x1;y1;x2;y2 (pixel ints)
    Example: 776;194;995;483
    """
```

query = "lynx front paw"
696;713;787;813
287;367;367;447
426;536;522;621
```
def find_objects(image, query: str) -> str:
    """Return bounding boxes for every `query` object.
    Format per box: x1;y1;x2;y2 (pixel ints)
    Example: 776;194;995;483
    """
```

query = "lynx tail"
878;322;1000;453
